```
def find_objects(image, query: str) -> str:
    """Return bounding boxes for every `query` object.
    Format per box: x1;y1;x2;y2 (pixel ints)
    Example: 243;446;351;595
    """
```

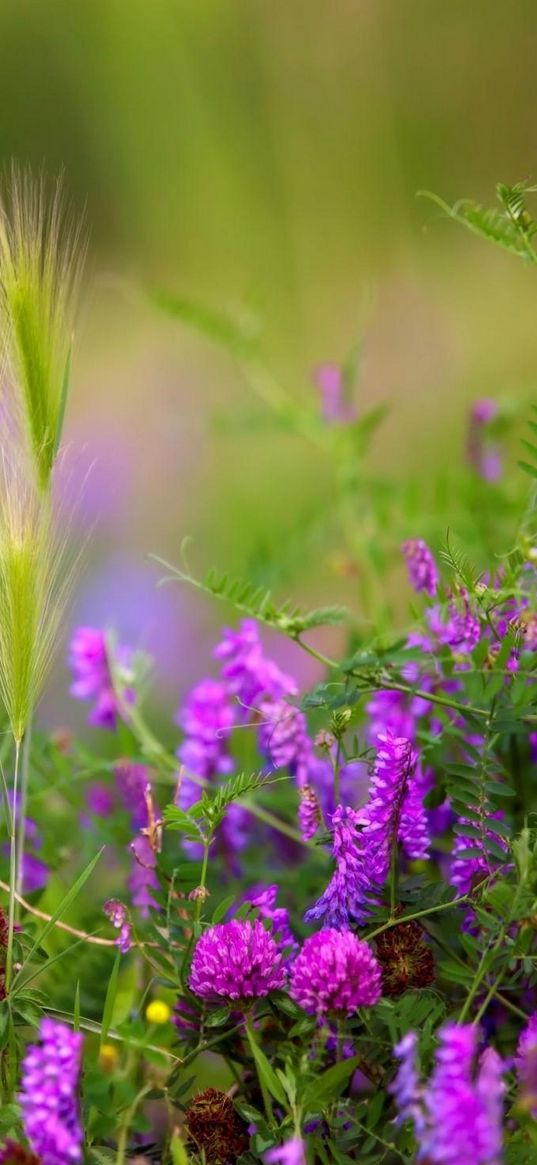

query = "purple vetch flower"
401;540;439;597
516;1012;537;1116
399;760;431;862
242;884;298;958
391;1023;505;1165
313;362;355;424
104;899;133;954
355;733;415;887
69;626;135;730
422;1024;505;1165
428;590;481;657
19;1018;83;1164
390;1031;427;1138
467;399;502;483
307;734;417;926
305;804;364;928
214;619;297;710
298;784;322;841
177;679;236;780
189;919;286;1003
264;1138;307;1165
290;929;381;1018
259;698;312;787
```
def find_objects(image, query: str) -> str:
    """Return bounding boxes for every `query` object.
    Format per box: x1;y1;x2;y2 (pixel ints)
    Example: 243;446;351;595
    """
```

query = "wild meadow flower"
307;734;422;925
290;929;381;1017
265;1139;307;1165
401;539;439;597
0;170;85;492
391;1023;505;1165
189;919;286;1003
298;784;322;840
258;697;312;787
177;678;235;779
19;1017;83;1164
516;1013;537;1116
214;619;297;710
242;884;298;957
467;398;502;483
313;362;355;424
103;899;132;953
449;810;508;896
69;626;135;730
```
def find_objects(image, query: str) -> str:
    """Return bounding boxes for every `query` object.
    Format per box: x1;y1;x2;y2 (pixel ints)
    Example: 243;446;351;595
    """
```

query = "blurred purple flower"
516;1012;537;1116
69;626;135;730
20;1018;83;1165
259;698;312;787
265;1139;307;1165
214;619;297;711
313;363;355;424
467;399;502;483
401;539;439;597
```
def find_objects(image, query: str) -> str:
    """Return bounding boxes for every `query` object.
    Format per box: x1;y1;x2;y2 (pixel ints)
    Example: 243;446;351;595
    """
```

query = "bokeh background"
2;0;537;723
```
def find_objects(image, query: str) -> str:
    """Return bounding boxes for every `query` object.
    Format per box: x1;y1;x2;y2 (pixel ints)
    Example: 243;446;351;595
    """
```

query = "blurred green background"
2;0;537;717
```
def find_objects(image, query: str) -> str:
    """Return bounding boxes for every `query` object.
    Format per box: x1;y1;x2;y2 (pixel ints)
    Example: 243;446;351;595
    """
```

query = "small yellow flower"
146;999;172;1025
99;1043;119;1072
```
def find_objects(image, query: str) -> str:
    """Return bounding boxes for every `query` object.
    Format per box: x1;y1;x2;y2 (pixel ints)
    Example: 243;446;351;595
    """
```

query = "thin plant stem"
115;1082;152;1165
244;1014;274;1126
15;716;32;911
364;877;490;941
5;738;21;993
194;841;210;924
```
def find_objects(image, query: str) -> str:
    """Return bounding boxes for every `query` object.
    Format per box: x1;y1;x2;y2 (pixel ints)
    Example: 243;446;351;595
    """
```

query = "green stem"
5;739;21;993
194;841;210;923
15;719;32;910
458;928;506;1024
364;877;490;941
115;1083;152;1165
245;1015;273;1126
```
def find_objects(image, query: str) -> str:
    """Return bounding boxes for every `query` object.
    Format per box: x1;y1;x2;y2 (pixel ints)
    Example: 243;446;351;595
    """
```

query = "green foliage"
152;543;347;638
420;181;537;263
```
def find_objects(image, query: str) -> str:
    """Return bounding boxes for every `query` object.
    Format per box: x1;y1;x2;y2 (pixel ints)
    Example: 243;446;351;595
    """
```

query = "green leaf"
245;1022;287;1107
149;289;260;357
14;847;105;984
163;804;206;841
100;952;121;1047
303;1055;362;1108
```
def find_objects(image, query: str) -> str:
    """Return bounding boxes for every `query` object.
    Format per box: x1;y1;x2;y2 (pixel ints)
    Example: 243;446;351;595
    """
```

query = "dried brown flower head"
375;916;434;997
185;1088;249;1164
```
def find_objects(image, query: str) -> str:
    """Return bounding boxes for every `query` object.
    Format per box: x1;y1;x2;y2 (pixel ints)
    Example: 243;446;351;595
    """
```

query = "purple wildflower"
391;1024;505;1165
307;734;419;925
69;626;134;730
428;590;481;656
19;1018;83;1165
177;679;235;780
467;399;502;483
243;884;297;957
290;929;381;1017
298;784;322;841
314;362;355;424
189;919;286;1003
390;1031;427;1138
401;540;439;597
265;1139;307;1165
516;1012;537;1116
305;804;364;928
104;899;133;954
399;759;431;862
259;698;312;787
214;619;296;710
355;733;414;886
422;1024;504;1165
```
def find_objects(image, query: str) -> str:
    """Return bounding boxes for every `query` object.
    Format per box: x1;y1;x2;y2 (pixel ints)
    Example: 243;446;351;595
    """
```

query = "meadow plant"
2;174;537;1163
